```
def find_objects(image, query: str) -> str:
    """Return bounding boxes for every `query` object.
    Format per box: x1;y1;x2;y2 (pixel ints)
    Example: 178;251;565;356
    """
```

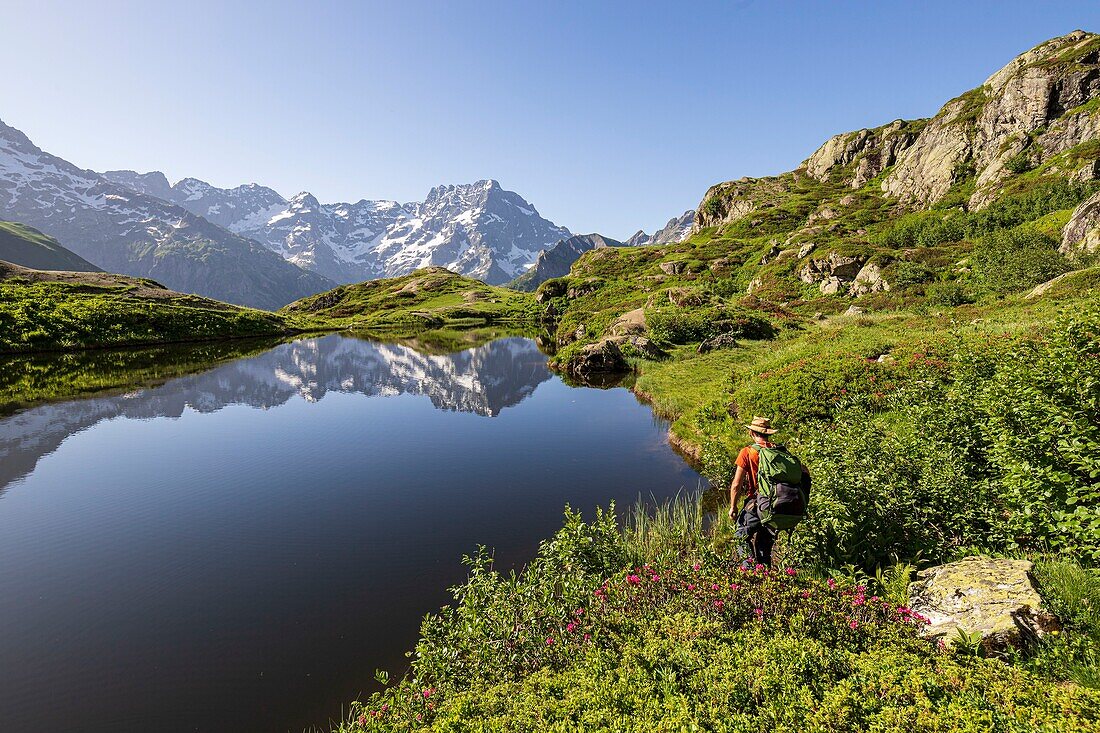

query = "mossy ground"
281;267;539;330
0;278;305;354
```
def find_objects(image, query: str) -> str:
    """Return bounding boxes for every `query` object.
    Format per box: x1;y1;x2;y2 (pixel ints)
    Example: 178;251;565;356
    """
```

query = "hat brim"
745;424;778;435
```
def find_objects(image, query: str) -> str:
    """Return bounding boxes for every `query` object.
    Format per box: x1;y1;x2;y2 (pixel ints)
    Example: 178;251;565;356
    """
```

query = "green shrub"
972;227;1069;294
646;306;774;345
340;512;1100;732
890;261;936;288
926;281;975;306
1005;151;1035;174
702;197;724;219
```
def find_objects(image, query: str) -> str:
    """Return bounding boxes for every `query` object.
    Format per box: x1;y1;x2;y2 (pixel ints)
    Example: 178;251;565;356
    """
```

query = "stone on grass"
908;556;1059;654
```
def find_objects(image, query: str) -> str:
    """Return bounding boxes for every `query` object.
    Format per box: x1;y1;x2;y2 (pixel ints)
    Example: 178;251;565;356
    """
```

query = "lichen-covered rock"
658;261;687;276
567;338;629;377
908;556;1060;654
1062;190;1100;254
849;262;891;296
611;335;667;361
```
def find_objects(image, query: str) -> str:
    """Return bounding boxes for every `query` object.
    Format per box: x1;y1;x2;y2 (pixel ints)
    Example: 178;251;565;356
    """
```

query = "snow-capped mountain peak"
102;170;569;285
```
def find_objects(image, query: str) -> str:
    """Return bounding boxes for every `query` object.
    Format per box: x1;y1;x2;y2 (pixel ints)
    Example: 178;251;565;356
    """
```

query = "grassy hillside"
0;220;101;271
0;261;304;354
282;266;538;329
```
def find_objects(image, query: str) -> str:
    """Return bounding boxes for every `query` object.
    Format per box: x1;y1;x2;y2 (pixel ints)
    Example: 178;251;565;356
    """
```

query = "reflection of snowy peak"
0;336;552;492
105;172;570;285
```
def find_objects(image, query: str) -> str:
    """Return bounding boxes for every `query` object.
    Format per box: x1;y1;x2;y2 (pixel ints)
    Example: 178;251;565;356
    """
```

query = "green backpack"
750;444;809;531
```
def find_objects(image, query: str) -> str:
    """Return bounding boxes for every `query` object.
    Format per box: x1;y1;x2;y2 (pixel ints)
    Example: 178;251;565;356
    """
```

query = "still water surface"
0;334;699;733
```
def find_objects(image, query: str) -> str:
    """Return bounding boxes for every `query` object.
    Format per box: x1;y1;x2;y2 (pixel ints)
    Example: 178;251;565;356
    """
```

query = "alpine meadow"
0;9;1099;733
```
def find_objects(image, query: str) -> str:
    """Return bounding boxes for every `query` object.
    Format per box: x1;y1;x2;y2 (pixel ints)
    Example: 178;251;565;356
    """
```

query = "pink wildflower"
546;637;554;645
566;622;576;632
711;583;720;591
583;633;591;641
358;714;367;726
692;563;701;571
801;591;811;599
827;578;837;589
730;583;739;591
754;564;765;573
714;599;725;609
422;687;435;698
786;567;798;576
627;574;641;585
651;574;660;582
849;621;859;629
381;704;389;713
686;583;696;591
754;607;763;617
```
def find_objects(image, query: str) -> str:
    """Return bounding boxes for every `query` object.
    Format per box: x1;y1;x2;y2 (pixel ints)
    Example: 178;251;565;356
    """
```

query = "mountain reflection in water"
0;334;699;733
0;335;552;494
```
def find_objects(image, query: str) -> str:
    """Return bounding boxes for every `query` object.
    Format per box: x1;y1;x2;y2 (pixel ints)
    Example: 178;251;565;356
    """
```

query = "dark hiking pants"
735;501;776;567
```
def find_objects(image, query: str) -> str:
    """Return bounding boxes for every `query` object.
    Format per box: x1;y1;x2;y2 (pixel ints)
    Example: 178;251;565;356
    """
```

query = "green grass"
281;267;539;329
0;279;303;354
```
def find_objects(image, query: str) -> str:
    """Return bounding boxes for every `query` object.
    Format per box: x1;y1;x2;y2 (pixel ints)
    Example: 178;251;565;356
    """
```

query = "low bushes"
339;505;1100;732
646;305;775;345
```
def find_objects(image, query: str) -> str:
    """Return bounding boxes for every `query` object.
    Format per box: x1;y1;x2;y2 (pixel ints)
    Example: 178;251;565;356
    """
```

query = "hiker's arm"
729;466;745;518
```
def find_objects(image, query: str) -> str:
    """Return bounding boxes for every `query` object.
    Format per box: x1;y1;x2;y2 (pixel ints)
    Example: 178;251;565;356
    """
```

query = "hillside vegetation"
0;220;101;272
282;266;539;329
334;31;1100;732
0;261;302;354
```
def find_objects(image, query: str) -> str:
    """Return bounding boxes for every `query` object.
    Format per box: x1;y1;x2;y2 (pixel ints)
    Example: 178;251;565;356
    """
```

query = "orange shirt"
736;445;761;497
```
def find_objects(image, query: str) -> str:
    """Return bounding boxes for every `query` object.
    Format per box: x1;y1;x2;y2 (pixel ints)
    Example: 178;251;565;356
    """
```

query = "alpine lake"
0;330;702;733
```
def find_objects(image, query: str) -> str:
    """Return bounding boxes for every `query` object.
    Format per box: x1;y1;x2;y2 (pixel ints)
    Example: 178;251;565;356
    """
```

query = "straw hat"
744;416;779;435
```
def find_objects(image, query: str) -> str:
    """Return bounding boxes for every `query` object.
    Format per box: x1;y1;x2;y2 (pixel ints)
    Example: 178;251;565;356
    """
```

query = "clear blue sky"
2;1;1097;238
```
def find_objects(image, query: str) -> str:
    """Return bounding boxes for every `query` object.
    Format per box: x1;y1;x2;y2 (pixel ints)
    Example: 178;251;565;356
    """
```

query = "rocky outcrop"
1061;190;1100;253
849;261;891;296
799;252;867;294
508;233;623;292
658;261;687;276
805;120;923;188
908;556;1059;654
883;31;1100;209
692;176;790;232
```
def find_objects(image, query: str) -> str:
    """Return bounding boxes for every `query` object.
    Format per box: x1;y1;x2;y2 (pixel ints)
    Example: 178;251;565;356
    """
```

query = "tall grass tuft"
622;490;711;565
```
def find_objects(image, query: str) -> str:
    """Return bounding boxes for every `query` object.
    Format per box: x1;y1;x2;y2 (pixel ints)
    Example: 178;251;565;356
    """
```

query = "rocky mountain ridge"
694;30;1100;232
104;171;570;285
0;121;333;309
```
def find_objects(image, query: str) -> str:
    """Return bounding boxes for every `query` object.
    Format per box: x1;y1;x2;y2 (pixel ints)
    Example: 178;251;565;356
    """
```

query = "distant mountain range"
626;210;695;247
0;121;334;309
0;117;692;306
103;172;572;286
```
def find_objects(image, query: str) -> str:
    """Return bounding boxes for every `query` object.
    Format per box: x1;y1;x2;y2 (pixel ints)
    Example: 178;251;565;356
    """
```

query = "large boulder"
908;556;1060;654
608;308;647;336
567;338;629;377
1061;190;1100;254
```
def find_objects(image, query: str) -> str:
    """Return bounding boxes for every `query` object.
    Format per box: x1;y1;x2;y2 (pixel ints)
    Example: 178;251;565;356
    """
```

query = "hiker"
728;416;811;568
